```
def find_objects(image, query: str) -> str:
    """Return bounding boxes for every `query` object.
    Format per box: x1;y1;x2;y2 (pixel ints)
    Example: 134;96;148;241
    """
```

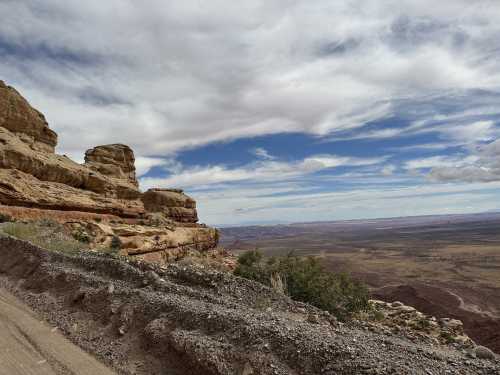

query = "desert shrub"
234;250;268;283
110;235;122;251
235;250;370;320
0;213;13;223
440;331;455;344
373;310;386;321
72;227;91;243
413;317;431;331
270;272;287;295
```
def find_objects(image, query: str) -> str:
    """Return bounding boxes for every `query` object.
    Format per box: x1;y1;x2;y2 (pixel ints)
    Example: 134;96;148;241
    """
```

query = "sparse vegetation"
270;272;287;294
235;250;370;320
0;221;87;255
176;248;233;272
0;213;13;223
373;310;386;322
72;227;91;243
413;317;432;331
440;331;456;344
110;235;122;251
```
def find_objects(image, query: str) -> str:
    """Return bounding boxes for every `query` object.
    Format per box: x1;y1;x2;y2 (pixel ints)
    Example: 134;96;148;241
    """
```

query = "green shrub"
235;250;370;320
0;213;13;223
110;235;122;251
440;331;455;344
373;310;386;321
72;227;91;243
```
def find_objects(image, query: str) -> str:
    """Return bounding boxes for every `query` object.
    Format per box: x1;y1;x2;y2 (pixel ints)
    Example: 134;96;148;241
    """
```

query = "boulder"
142;189;199;223
475;345;495;360
84;144;138;187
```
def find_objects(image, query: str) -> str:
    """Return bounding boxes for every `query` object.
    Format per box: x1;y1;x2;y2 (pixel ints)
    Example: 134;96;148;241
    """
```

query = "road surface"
0;287;115;375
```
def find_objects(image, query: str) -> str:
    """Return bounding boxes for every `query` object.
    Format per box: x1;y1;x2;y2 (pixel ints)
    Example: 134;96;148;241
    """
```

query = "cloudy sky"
2;0;500;225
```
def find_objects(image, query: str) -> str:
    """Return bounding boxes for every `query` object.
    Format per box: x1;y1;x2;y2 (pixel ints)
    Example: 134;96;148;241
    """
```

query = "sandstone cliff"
0;80;218;262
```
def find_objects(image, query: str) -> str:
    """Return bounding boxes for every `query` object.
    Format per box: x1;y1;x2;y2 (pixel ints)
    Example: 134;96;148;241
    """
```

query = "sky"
1;0;500;225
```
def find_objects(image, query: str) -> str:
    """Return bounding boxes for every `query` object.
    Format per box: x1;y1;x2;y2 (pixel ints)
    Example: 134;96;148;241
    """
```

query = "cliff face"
0;80;218;261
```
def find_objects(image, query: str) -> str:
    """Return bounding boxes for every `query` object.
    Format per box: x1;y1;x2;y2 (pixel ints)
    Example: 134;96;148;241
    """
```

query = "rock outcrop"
0;80;218;261
142;188;199;223
367;300;474;348
0;81;57;153
84;144;138;188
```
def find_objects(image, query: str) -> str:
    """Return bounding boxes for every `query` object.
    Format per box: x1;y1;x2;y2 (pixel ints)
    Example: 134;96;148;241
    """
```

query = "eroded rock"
142;189;199;223
0;80;57;153
0;81;218;263
84;144;138;188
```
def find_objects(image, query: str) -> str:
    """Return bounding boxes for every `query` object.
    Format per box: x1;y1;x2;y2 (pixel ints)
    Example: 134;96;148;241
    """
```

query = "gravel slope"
0;236;499;375
0;287;115;375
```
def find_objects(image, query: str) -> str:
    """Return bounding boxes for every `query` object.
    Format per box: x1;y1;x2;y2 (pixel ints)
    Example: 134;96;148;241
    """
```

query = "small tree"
235;250;370;321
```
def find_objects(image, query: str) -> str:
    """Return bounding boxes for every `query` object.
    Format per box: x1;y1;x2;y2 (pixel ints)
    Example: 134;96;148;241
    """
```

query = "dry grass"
270;272;287;295
0;221;87;255
176;248;234;272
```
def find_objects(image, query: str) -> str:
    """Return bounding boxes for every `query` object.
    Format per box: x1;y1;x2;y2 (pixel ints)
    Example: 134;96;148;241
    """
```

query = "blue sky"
1;1;500;224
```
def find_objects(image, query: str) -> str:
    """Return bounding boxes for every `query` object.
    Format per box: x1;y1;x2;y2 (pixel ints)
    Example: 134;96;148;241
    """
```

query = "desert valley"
221;213;500;353
2;1;500;374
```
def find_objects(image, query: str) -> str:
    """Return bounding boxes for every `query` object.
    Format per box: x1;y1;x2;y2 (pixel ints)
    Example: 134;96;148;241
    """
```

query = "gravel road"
0;287;115;375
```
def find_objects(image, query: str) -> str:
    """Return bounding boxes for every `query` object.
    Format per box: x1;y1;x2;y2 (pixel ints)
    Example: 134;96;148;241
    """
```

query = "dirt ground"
221;214;500;353
1;235;498;374
0;287;115;375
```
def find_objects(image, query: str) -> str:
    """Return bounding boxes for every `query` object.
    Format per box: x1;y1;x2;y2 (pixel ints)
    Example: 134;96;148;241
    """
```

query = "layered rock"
0;125;139;200
0;80;218;262
142;189;199;223
84;144;138;187
0;81;57;153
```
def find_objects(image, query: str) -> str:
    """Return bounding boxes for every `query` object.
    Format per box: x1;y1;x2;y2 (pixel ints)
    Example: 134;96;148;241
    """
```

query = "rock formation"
0;80;218;262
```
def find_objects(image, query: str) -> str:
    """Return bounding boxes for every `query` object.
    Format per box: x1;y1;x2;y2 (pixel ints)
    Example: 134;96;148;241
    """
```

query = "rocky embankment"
374;284;500;355
0;236;499;375
0;80;217;262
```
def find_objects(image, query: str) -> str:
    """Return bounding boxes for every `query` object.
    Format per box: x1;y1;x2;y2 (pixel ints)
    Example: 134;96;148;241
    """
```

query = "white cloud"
437;120;497;143
1;1;500;157
428;139;500;182
405;155;479;170
381;165;396;176
140;154;387;189
251;147;275;160
135;156;173;177
194;179;500;225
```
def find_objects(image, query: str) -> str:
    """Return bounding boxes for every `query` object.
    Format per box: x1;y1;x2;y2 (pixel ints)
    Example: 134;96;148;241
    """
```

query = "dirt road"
0;287;115;375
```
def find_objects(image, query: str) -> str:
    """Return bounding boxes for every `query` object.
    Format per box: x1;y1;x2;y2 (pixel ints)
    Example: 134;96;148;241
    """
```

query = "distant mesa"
0;80;218;263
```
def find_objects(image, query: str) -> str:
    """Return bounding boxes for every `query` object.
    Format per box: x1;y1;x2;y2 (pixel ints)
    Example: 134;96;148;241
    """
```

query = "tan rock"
0;80;218;263
84;144;138;187
0;169;143;217
142;189;199;223
0;126;139;199
0;81;57;153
